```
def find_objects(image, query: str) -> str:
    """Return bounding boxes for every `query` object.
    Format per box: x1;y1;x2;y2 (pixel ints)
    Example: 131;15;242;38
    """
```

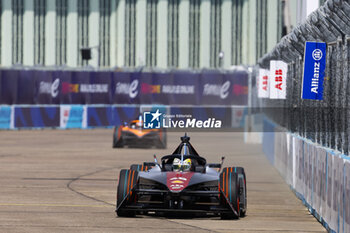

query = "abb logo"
64;110;69;117
262;75;268;91
274;69;283;91
268;60;287;99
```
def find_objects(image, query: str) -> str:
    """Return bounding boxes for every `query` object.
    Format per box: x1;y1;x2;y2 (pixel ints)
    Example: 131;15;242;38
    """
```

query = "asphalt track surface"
0;130;326;233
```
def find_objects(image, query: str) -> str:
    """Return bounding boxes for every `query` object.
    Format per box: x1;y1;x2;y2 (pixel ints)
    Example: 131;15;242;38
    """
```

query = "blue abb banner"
302;41;327;100
0;69;248;106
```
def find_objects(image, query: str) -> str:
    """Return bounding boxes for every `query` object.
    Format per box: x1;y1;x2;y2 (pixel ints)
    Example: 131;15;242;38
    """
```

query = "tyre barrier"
262;118;350;233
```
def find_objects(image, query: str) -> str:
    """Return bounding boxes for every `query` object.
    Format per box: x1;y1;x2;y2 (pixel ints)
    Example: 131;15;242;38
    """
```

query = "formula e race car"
112;116;167;149
116;134;247;219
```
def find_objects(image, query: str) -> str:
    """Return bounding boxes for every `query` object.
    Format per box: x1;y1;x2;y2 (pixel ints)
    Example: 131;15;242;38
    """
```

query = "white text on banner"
269;60;287;99
301;41;326;100
258;69;270;98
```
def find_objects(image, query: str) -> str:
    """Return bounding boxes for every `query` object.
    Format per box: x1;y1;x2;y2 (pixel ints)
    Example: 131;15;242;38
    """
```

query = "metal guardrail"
256;0;350;155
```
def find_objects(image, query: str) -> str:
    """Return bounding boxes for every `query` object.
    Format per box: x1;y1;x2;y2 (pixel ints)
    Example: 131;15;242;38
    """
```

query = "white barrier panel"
60;105;87;129
345;160;350;233
296;138;304;195
282;133;288;182
319;147;328;220
314;146;322;217
274;132;279;170
337;155;344;233
304;143;311;205
275;132;287;180
310;144;316;209
329;153;341;232
292;136;297;189
275;132;282;174
286;134;293;186
340;156;344;233
325;152;333;227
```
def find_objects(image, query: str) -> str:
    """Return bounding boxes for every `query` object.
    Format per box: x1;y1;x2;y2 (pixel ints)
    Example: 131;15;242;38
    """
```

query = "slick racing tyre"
112;137;123;148
116;169;138;217
219;167;240;219
130;164;150;172
113;127;124;148
233;167;247;217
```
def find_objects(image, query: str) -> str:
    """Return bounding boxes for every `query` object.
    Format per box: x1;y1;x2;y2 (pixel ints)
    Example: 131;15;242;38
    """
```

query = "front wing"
116;186;239;216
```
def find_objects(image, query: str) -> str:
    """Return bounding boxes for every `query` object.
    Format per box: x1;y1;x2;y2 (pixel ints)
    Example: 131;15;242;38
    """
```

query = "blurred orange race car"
113;116;167;149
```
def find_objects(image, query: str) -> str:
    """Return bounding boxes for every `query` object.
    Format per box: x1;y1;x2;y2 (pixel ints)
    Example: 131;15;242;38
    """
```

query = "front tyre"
116;169;138;217
220;167;240;219
233;167;247;217
113;137;123;148
113;127;124;148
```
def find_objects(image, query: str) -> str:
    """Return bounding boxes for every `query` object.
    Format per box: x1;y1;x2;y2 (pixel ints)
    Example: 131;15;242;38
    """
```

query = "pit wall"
0;105;247;129
263;118;350;233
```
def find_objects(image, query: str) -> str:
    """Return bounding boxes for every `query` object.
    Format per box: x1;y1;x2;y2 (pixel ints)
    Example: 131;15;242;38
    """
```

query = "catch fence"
257;0;350;155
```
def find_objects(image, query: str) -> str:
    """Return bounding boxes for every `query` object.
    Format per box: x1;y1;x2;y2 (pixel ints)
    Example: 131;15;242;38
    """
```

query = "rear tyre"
130;164;150;171
219;167;240;220
233;167;247;217
116;169;138;217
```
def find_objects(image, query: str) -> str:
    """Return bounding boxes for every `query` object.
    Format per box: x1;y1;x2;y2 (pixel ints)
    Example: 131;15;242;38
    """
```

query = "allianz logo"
203;81;230;99
115;80;139;98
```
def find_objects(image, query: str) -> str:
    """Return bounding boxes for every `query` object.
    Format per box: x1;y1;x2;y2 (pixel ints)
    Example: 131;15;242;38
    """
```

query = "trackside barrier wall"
262;118;350;233
0;106;14;129
0;69;248;106
0;105;247;129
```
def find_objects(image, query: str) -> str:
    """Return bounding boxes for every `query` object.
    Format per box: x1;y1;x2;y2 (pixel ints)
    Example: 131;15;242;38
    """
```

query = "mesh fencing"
256;0;350;155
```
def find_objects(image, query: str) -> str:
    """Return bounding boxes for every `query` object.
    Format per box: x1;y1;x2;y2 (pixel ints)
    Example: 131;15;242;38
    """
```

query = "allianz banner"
302;41;326;100
0;69;248;106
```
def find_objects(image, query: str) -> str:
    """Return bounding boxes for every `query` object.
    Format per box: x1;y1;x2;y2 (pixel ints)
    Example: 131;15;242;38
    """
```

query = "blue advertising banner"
0;70;18;104
0;69;248;106
89;71;112;104
0;106;13;129
302;41;327;100
87;106;114;127
168;71;199;105
87;106;139;127
14;106;60;128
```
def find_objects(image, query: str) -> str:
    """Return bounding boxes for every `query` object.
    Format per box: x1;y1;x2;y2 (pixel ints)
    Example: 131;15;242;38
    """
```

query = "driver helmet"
183;158;192;171
173;158;192;172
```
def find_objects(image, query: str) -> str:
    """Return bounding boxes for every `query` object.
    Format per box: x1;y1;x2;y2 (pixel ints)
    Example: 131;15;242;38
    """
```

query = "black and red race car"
113;116;167;149
116;134;247;219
